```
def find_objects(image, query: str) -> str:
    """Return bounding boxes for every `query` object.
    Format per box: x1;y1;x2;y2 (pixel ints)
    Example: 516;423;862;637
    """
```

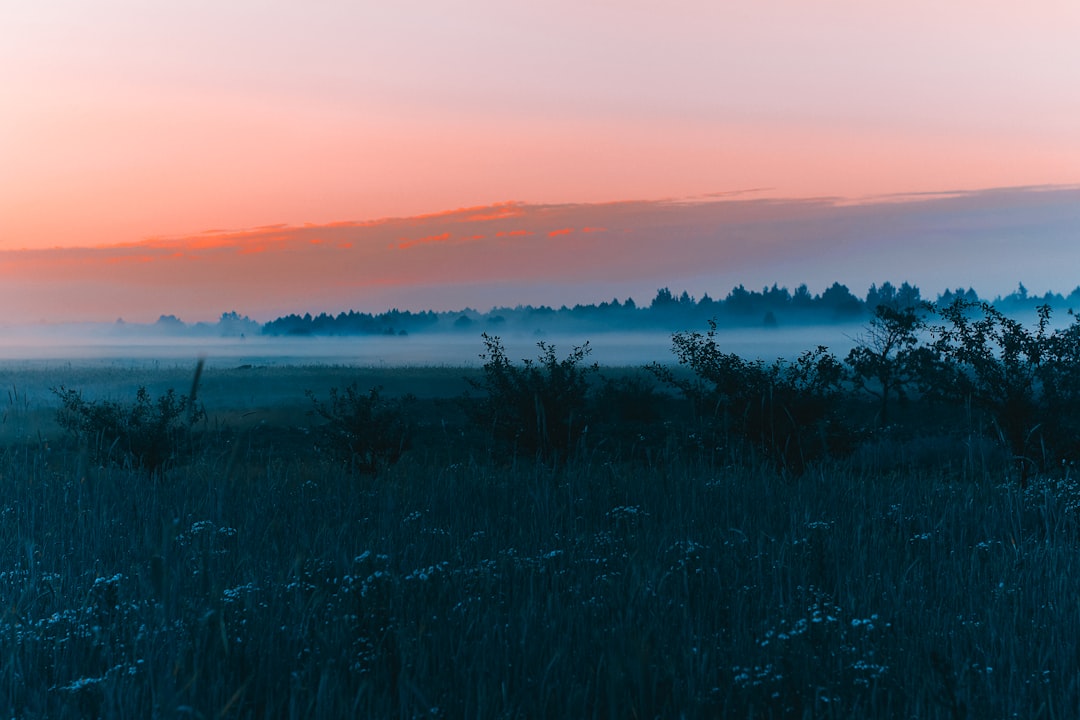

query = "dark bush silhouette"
752;346;850;471
591;372;670;460
930;300;1080;474
845;304;936;425
1044;311;1080;430
53;385;206;475
467;333;597;460
648;321;764;435
652;320;848;472
306;384;412;474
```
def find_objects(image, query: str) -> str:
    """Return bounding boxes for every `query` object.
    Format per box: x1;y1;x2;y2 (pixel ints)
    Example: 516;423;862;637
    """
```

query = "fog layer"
0;326;865;368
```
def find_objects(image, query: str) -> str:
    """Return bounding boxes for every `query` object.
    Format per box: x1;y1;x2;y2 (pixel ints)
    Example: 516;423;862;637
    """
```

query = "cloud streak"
0;188;1077;323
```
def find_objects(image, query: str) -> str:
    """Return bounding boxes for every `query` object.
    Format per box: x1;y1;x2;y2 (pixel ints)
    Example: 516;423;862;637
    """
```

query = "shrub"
651;319;848;472
930;300;1080;472
467;333;597;460
845;304;936;425
52;384;206;475
753;346;850;472
1044;311;1080;431
591;372;671;461
306;384;412;475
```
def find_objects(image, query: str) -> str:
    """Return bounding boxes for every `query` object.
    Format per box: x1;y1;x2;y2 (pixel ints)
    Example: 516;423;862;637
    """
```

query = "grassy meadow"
1;357;1078;718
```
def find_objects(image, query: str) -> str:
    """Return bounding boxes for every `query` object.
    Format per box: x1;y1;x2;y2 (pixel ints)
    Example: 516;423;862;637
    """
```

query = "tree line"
137;281;1080;337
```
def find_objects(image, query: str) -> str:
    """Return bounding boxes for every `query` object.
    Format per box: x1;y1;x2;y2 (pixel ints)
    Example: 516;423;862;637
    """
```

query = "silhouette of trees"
650;287;676;309
845;304;933;425
243;280;1080;338
467;334;597;461
306;385;412;475
818;282;863;318
650;320;847;473
866;281;922;310
929;300;1080;476
792;284;814;310
262;308;438;335
53;383;206;476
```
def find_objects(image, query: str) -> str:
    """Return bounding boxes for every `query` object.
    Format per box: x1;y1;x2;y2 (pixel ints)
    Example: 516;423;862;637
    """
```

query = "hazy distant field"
0;324;866;366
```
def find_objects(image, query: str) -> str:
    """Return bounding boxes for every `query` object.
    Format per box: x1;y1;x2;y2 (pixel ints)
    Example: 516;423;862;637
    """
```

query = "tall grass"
3;405;1078;717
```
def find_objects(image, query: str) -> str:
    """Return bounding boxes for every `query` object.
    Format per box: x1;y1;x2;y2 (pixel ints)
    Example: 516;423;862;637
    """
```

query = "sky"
2;1;1078;323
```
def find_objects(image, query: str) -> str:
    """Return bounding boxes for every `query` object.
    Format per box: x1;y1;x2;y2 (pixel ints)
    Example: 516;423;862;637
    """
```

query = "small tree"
753;346;848;472
930;300;1080;474
591;372;668;460
1043;311;1080;425
306;384;412;475
651;320;847;472
53;385;206;476
845;304;933;425
467;333;597;461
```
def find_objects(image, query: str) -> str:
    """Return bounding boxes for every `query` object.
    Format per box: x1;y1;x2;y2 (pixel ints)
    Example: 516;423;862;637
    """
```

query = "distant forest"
143;281;1080;337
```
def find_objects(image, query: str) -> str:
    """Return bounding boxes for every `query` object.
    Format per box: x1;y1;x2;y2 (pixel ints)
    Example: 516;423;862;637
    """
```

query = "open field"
0;362;479;447
1;361;1078;718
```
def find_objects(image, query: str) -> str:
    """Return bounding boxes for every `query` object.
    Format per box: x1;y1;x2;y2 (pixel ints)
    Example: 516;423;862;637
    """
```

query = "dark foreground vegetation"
4;299;1080;717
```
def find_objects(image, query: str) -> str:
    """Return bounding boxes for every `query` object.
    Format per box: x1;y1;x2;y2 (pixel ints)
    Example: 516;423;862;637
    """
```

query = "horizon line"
0;278;1073;329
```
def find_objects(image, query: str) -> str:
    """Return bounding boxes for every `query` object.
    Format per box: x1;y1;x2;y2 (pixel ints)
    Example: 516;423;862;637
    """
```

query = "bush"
467;333;597;460
845;304;936;425
756;346;850;470
930;300;1080;472
591;372;671;461
53;384;206;475
306;384;412;475
652;320;848;472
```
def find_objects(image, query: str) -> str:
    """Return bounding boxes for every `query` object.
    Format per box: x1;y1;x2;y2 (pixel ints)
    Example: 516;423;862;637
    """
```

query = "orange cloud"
466;203;526;222
396;232;452;250
104;254;154;265
1;187;1075;324
306;219;378;230
140;224;300;253
398;201;525;225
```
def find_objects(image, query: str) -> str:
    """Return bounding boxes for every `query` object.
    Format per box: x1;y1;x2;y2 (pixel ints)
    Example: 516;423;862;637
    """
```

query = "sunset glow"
0;189;1075;323
2;2;1078;322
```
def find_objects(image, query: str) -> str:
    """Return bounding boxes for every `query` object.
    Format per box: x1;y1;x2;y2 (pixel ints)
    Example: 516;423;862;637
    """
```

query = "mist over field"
2;287;1072;369
0;324;866;368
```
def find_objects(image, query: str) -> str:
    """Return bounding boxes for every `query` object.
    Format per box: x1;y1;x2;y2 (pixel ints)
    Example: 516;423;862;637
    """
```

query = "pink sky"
2;2;1078;321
